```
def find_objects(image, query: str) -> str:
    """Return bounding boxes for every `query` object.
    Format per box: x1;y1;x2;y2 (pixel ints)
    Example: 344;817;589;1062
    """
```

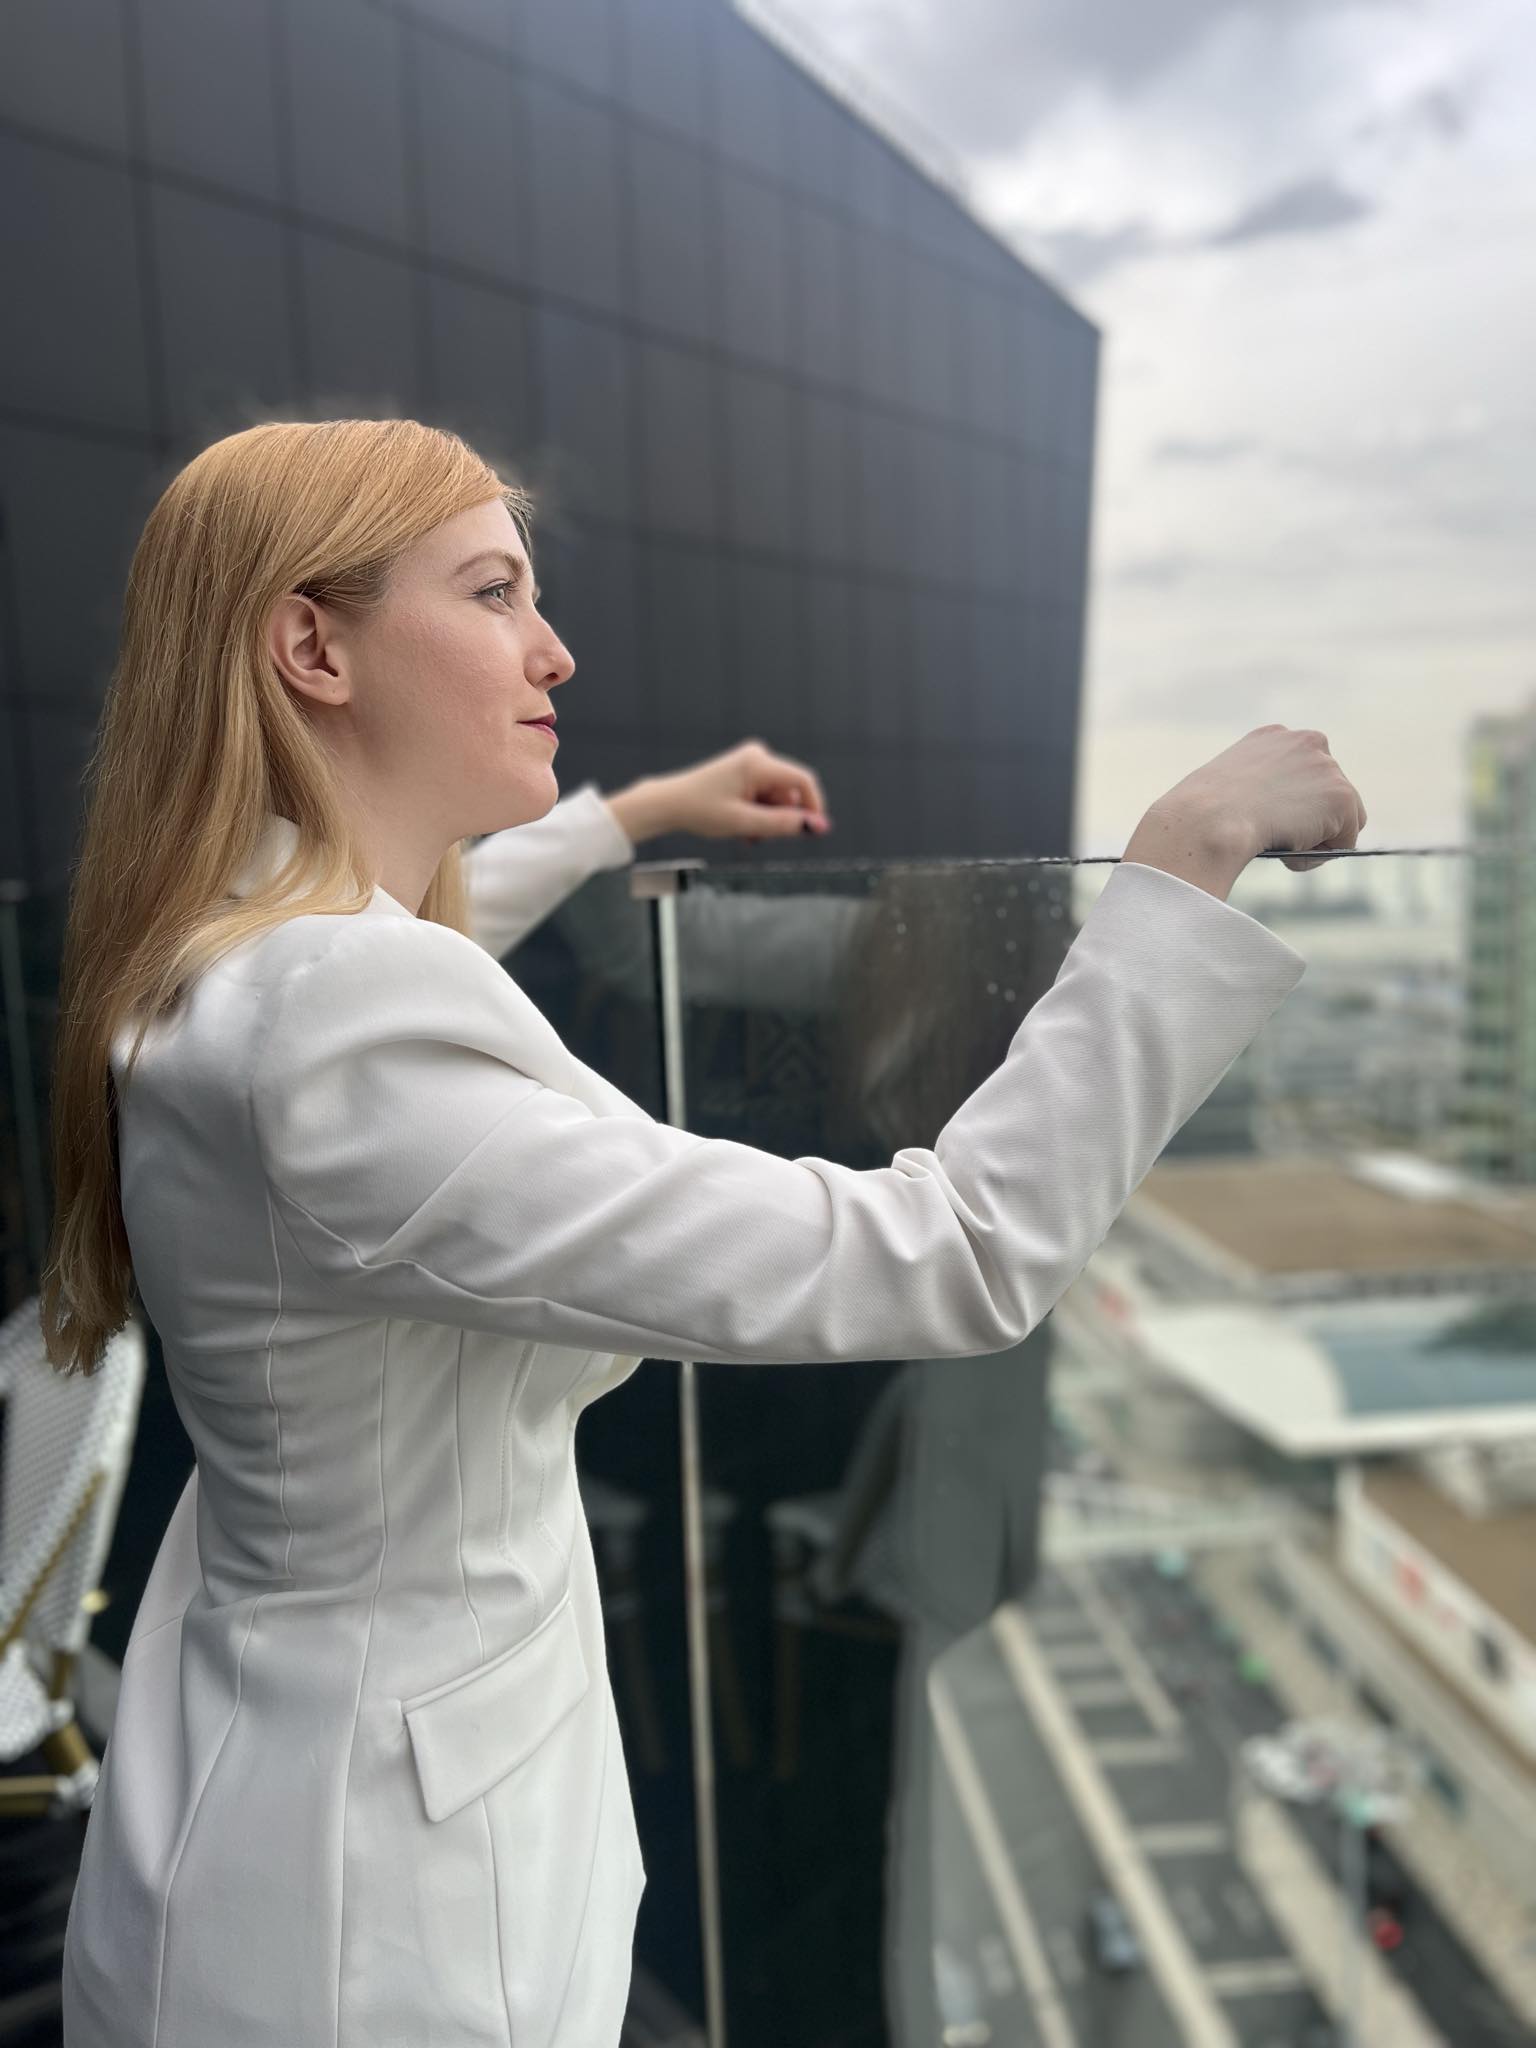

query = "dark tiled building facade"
1;0;1096;892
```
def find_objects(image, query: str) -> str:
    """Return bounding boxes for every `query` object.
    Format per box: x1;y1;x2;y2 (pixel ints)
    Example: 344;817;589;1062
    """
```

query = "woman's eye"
479;582;515;607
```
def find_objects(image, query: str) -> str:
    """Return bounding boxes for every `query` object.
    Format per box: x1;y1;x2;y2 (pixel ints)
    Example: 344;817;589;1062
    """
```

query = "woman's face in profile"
273;496;577;842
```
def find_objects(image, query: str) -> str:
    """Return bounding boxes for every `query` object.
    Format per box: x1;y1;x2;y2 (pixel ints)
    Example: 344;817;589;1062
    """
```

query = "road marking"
1173;1884;1216;1944
1060;1561;1184;1738
1205;1958;1307;1997
1030;1608;1096;1640
1046;1927;1086;1988
1090;1736;1186;1767
1045;1641;1118;1671
929;1665;1080;2048
1222;1880;1265;1938
992;1602;1238;2048
1135;1823;1231;1857
1234;1791;1449;2047
977;1933;1015;1998
1061;1677;1137;1709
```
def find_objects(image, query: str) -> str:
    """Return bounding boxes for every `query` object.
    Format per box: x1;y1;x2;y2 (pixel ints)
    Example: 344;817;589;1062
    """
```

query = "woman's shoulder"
114;910;537;1116
115;912;506;1074
246;907;554;1074
219;903;493;997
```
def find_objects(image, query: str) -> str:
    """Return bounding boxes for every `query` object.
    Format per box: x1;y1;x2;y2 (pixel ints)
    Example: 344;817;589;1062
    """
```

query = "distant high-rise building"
1458;698;1536;1179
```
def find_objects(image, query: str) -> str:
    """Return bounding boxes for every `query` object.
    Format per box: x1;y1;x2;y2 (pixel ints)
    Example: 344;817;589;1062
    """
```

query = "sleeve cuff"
572;780;639;868
1094;858;1308;996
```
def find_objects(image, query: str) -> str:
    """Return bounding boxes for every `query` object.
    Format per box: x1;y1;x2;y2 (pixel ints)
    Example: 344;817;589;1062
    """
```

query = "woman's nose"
541;634;575;686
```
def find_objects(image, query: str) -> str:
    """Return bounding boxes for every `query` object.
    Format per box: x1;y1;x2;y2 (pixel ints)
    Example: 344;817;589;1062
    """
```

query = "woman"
47;418;1363;2046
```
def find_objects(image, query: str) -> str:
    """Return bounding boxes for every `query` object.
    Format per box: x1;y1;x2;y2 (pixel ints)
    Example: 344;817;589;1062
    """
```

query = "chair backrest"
0;1296;147;1668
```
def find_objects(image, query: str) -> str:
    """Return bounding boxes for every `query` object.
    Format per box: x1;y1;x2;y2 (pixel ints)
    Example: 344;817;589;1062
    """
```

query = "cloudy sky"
758;0;1536;853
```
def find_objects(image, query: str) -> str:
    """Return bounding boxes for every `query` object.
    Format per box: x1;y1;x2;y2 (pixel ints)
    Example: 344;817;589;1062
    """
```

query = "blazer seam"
495;1344;544;1610
150;1596;264;2047
454;1330;488;1672
479;1795;515;2048
120;1606;188;1655
542;1668;614;2044
333;1322;389;2046
454;1338;513;2045
531;1384;562;1586
533;1353;605;1586
259;1155;299;1586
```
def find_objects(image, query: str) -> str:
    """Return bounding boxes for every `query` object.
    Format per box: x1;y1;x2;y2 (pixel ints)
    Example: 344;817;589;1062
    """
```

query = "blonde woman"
47;418;1363;2047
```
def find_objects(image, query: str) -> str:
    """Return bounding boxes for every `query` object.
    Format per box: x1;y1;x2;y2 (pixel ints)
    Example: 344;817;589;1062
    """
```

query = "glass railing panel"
666;838;1536;2048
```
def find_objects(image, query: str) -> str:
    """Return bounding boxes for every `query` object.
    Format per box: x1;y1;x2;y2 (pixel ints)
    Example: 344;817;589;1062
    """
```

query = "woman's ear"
269;592;350;709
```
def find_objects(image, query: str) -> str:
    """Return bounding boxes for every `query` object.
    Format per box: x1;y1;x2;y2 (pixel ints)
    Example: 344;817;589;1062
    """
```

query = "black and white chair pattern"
0;1296;145;1819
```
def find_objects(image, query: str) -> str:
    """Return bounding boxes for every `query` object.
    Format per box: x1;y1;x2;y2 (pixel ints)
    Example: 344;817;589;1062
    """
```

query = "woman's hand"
657;739;833;845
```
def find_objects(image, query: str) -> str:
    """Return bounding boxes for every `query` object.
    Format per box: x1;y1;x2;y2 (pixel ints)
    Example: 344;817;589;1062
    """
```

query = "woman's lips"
521;719;558;740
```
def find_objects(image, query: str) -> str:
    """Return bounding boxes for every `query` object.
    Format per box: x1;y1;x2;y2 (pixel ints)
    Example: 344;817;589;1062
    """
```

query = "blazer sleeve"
461;780;636;960
248;860;1307;1367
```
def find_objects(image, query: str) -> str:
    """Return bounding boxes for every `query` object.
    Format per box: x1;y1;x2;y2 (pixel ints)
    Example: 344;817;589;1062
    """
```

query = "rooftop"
1128;1293;1536;1458
1134;1154;1536;1282
1359;1463;1536;1645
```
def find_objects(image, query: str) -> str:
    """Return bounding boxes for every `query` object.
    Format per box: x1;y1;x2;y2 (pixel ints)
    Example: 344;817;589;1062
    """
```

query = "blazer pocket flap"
401;1594;590;1823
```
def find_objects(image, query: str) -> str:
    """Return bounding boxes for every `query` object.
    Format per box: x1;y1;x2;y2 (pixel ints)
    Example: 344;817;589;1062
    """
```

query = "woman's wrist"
1121;802;1253;903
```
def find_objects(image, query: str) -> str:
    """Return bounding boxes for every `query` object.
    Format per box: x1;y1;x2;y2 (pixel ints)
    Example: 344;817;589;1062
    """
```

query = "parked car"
1367;1905;1405;1954
1085;1891;1143;1975
1364;1831;1412;1924
1243;1734;1329;1804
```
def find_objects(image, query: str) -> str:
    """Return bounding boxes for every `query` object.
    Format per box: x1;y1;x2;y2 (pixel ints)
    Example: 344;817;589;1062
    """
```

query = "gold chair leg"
44;1717;96;1778
0;1774;77;1817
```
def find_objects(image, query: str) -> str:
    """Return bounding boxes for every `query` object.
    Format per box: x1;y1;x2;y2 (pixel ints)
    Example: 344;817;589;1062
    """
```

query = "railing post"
631;856;726;2048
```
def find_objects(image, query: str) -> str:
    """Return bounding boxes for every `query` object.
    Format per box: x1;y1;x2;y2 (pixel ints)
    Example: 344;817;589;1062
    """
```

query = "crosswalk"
1135;1823;1232;1857
986;1567;1377;2045
1204;1958;1308;1997
1060;1676;1139;1709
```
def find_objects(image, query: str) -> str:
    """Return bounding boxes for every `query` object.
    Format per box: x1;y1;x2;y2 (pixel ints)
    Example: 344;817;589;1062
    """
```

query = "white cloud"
757;0;1536;848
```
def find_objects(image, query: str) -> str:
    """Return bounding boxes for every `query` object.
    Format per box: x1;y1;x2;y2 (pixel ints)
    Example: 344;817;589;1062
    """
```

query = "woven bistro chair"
0;1296;146;1817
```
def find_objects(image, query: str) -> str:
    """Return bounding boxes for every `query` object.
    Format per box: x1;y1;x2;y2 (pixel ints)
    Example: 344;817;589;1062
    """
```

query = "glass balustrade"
600;836;1536;2048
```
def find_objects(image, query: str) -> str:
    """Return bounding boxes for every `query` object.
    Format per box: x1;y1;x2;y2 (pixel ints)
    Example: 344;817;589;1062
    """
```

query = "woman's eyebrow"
455;550;541;602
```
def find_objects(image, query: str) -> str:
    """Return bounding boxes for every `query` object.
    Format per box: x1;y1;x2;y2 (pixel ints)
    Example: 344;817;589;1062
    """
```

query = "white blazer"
61;781;1305;2047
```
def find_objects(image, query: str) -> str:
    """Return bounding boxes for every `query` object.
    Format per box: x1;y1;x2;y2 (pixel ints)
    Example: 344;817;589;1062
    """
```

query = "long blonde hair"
39;418;534;1378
